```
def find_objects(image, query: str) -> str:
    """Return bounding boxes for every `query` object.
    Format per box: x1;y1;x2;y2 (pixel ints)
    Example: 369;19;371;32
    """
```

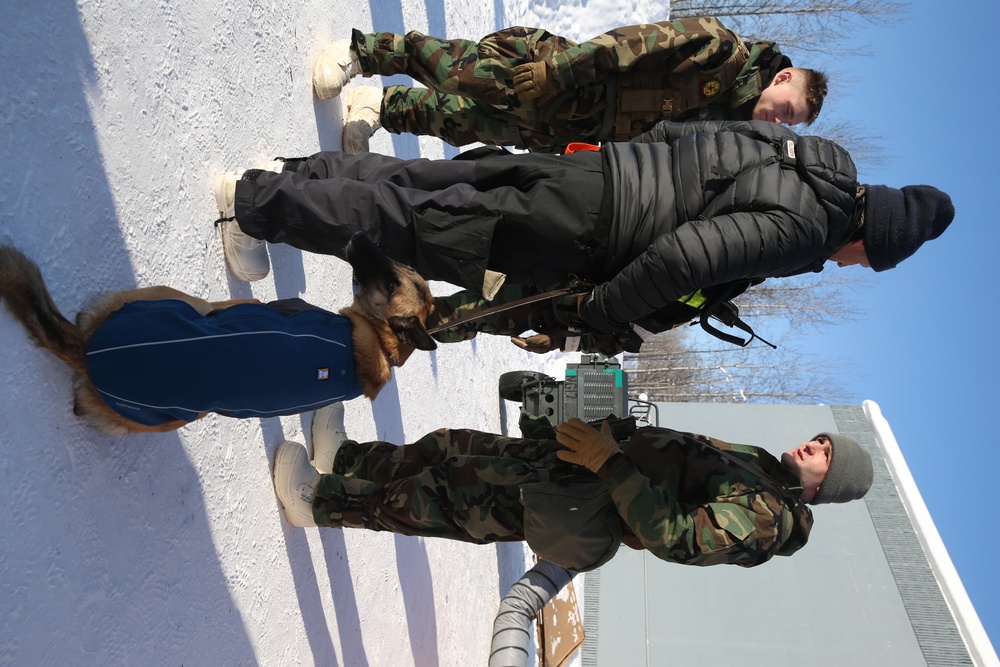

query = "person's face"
752;70;810;125
828;239;871;269
781;435;833;502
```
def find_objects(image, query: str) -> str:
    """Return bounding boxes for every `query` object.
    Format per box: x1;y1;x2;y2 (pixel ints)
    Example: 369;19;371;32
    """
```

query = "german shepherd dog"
0;233;436;435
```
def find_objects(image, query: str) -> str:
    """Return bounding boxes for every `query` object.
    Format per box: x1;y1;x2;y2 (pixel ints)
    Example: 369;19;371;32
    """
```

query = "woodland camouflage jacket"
596;427;813;567
545;17;791;138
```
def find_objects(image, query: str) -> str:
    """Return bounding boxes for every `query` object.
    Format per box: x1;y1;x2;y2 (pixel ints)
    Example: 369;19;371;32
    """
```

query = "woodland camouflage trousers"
352;28;608;149
312;429;575;543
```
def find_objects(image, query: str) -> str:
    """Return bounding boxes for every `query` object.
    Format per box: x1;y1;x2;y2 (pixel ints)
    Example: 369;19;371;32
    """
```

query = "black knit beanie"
810;433;874;505
862;185;955;272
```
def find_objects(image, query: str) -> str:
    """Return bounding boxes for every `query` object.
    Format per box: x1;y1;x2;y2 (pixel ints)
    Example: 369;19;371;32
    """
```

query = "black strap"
712;445;798;497
426;284;588;335
698;282;776;349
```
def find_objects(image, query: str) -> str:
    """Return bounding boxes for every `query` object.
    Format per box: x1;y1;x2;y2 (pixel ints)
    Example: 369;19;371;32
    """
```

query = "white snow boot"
311;402;349;474
313;39;362;100
274;440;320;527
342;86;383;154
213;160;285;282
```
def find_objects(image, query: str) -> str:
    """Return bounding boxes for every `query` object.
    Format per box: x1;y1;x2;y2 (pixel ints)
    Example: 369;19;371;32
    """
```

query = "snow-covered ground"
0;0;654;664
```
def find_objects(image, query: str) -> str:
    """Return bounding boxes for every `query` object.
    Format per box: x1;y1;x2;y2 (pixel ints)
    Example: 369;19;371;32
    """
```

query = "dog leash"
426;286;587;335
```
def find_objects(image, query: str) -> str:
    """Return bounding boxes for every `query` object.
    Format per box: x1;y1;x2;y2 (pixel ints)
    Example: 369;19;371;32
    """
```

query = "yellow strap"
678;290;707;308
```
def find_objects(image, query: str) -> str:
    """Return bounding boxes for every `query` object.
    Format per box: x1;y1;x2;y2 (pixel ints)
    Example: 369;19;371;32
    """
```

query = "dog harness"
85;299;364;426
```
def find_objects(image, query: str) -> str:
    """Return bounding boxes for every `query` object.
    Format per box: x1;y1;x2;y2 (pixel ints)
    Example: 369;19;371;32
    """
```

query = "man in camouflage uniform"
313;18;828;152
273;414;873;569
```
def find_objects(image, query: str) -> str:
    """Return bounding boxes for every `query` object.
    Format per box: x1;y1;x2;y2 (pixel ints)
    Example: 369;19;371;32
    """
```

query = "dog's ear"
388;315;438;351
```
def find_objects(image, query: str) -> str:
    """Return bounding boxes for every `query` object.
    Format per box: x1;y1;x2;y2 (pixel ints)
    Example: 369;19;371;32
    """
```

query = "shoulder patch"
702;79;721;98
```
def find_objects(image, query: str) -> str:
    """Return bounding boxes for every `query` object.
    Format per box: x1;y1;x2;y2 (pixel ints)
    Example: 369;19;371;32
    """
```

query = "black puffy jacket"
581;120;858;333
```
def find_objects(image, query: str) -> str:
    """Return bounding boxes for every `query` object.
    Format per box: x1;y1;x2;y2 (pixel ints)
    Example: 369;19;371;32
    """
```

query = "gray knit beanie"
810;433;874;505
862;185;954;272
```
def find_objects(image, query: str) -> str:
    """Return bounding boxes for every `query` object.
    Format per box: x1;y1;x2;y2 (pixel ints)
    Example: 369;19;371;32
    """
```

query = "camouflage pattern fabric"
601;428;812;566
312;429;567;542
430;286;639;355
311;426;813;567
429;285;545;343
351;19;775;149
353;26;577;108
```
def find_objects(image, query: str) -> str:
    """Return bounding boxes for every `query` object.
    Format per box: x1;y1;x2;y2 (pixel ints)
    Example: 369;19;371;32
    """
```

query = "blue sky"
800;0;1000;649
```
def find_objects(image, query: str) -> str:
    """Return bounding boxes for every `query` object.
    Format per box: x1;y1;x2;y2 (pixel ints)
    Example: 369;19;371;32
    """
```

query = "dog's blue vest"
85;299;365;426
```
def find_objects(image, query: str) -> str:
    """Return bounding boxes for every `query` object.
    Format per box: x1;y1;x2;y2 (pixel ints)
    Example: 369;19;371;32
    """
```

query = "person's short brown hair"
798;68;829;124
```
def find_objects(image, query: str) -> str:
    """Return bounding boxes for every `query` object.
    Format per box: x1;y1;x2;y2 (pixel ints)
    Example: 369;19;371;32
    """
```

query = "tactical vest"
607;31;751;142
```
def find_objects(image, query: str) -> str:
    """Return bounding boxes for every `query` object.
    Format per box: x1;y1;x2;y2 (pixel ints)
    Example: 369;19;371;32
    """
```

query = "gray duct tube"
489;560;576;667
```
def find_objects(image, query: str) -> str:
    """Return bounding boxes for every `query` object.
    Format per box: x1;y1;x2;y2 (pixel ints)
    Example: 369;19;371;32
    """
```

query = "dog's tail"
0;246;87;373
